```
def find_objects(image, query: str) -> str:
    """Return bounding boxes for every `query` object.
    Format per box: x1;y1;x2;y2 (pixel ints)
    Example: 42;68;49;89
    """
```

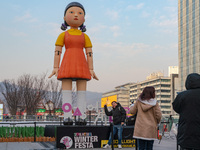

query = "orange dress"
57;31;91;81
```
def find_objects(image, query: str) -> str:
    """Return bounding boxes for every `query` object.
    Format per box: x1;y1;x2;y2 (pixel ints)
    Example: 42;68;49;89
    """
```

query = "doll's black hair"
61;2;86;32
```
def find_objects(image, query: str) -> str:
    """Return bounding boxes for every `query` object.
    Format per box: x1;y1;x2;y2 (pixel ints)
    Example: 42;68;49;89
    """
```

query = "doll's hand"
90;70;99;80
48;68;59;78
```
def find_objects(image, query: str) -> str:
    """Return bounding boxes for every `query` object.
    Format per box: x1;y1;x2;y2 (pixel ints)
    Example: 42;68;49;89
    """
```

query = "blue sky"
0;0;178;93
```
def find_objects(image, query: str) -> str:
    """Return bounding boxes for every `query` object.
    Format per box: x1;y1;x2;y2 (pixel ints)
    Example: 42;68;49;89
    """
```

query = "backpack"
126;114;137;126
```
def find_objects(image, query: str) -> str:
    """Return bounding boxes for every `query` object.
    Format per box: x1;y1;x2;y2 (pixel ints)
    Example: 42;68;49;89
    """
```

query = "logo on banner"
60;136;73;149
74;132;98;148
101;139;135;148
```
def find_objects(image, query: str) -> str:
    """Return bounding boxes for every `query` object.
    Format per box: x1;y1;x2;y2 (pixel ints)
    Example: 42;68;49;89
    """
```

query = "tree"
0;80;23;115
18;74;48;115
44;79;62;116
0;73;63;116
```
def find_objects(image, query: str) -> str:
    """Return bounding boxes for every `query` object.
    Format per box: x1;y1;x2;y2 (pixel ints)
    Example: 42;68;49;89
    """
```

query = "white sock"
77;91;86;119
62;90;72;120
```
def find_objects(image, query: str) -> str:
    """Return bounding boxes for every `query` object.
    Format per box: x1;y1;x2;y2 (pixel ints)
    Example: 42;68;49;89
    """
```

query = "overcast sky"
0;0;178;93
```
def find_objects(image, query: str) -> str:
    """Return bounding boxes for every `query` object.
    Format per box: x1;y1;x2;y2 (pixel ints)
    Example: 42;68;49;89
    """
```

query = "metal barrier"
0;115;62;122
0;114;112;125
158;115;178;150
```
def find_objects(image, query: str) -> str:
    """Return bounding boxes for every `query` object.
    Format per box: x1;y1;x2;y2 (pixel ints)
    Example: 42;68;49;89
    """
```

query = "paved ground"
0;136;178;150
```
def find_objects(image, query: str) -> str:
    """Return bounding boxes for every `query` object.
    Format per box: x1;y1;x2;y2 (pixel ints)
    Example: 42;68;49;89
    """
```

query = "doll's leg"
76;80;87;119
62;79;72;119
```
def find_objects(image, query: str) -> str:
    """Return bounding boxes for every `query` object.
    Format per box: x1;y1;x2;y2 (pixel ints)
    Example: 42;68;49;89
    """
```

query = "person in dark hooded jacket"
173;73;200;150
103;101;126;149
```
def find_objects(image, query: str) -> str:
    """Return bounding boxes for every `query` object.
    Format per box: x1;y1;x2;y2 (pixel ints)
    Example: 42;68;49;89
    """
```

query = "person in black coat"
173;73;200;149
103;101;126;149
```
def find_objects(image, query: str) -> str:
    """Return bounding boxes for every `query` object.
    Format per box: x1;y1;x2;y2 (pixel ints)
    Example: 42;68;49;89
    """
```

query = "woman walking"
130;86;162;150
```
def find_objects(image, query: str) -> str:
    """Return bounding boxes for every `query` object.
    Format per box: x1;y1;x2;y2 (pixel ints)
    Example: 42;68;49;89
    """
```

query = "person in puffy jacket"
103;101;126;149
129;86;162;150
173;73;200;149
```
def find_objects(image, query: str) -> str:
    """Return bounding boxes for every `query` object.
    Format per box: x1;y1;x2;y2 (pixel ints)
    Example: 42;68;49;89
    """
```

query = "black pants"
138;139;154;150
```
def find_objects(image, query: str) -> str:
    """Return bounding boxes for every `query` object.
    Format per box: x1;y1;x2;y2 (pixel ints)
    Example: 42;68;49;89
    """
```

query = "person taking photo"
103;101;126;149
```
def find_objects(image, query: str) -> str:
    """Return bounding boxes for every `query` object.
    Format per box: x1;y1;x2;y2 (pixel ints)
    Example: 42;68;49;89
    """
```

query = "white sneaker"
103;144;111;149
118;144;122;149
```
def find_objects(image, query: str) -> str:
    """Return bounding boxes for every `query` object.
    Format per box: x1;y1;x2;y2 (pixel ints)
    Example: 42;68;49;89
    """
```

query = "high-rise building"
178;0;200;91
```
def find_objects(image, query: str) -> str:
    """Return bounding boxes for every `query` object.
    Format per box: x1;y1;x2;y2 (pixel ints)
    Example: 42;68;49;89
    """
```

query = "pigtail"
61;22;68;31
80;24;86;32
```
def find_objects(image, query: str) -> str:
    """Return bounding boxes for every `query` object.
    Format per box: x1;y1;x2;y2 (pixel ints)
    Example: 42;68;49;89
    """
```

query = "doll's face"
64;6;85;28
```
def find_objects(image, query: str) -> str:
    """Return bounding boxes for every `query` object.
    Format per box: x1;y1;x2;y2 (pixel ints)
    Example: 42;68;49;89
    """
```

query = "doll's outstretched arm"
48;46;62;78
85;47;99;80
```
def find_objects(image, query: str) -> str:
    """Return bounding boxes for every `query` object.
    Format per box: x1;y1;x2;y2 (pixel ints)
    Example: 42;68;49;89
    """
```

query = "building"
130;71;177;117
168;66;178;77
170;73;179;116
178;0;200;91
101;83;133;108
168;66;179;112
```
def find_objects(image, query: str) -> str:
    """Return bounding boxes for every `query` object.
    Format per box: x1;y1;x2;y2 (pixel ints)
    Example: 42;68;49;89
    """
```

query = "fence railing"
1;115;62;122
1;114;178;128
0;114;113;126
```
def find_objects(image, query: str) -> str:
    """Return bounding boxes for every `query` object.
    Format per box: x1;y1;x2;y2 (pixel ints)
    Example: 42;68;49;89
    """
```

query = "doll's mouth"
74;18;78;20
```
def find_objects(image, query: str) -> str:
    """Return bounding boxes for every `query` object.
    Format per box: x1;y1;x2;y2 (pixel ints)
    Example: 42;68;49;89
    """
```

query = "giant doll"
49;2;98;120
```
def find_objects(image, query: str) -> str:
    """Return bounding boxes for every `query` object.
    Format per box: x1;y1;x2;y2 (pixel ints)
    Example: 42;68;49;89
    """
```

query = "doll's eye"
79;12;83;15
69;11;73;14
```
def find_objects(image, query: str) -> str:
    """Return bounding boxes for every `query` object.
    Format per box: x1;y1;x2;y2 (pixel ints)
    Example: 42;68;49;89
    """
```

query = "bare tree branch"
0;80;23;115
44;79;62;116
18;73;48;115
